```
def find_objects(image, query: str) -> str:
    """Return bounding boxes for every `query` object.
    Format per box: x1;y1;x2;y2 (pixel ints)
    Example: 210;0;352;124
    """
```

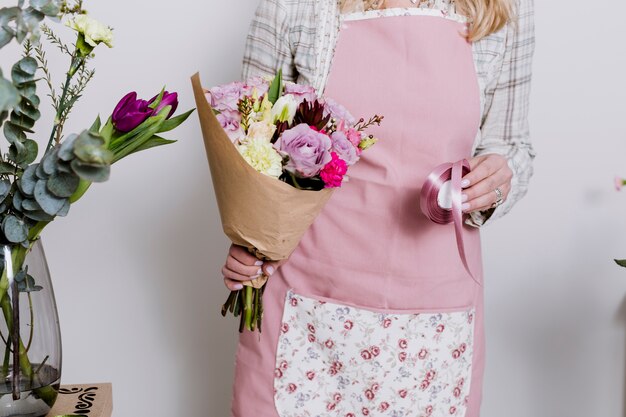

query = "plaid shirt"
242;0;536;227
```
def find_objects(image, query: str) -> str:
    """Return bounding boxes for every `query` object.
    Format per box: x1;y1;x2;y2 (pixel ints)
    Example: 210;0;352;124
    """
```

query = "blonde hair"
339;0;515;41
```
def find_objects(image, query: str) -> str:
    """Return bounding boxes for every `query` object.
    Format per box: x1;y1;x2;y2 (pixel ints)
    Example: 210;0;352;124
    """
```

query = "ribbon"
420;159;480;286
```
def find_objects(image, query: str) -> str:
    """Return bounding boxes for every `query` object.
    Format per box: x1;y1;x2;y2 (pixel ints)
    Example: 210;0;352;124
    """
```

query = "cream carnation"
247;121;276;142
66;15;114;48
238;137;283;178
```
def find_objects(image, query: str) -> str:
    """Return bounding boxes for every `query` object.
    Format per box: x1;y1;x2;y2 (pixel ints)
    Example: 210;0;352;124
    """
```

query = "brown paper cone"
191;73;334;265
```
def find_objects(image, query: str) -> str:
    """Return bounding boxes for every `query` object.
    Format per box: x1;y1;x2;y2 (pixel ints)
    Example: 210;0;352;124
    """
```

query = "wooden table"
46;383;112;417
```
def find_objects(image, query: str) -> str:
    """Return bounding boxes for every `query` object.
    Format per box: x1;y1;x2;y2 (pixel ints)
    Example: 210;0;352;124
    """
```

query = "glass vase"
0;240;61;417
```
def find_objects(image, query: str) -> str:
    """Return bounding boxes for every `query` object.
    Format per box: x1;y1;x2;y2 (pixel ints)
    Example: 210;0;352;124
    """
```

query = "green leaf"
0;77;19;113
615;259;626;268
34;180;66;215
70;160;110;183
19;164;37;195
2;215;28;243
126;135;176;156
157;108;194;133
148;87;165;110
0;179;10;201
111;108;169;163
47;172;79;198
3;121;26;144
267;69;283;105
0;162;15;175
89;115;101;133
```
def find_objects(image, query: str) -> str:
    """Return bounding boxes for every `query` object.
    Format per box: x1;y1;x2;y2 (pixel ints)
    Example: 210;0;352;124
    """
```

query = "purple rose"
208;81;244;111
284;82;318;105
274;123;332;177
149;91;179;119
323;97;356;126
330;131;359;166
216;109;244;142
112;92;154;133
242;76;270;98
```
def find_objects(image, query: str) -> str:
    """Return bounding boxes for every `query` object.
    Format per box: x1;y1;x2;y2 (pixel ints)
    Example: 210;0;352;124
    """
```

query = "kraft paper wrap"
191;73;334;288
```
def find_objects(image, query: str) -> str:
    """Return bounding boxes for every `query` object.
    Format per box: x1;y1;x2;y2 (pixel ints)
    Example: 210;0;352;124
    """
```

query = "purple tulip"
149;91;178;119
112;92;154;133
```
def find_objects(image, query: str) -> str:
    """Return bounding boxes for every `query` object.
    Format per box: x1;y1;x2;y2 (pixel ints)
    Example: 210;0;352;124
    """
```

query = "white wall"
2;0;626;416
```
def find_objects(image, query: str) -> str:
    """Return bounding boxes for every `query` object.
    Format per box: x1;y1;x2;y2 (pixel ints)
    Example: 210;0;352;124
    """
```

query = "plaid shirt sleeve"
241;0;298;82
468;0;537;227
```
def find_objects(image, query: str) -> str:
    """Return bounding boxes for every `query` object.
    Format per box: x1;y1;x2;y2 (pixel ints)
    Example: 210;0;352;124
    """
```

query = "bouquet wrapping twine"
191;73;334;288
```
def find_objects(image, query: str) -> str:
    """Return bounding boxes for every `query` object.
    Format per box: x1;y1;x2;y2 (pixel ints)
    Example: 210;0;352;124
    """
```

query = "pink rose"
242;76;269;98
287;383;297;393
330;131;359;166
362;407;370;416
449;406;457;415
418;349;428;360
323;97;356;125
398;389;407;398
216;110;244;142
370;346;380;357
325;339;335;349
382;318;392;328
208;81;243;111
426;370;436;381
379;402;389;411
333;393;342;402
452;349;461;359
306;371;316;380
436;324;445;333
453;387;461;398
320;152;348;188
308;334;316;343
344;320;353;330
365;389;375;400
284;82;318;104
274;368;283;378
398;339;408;349
398;352;407;362
327;403;336;411
275;124;332;177
279;360;288;370
281;323;289;333
361;350;372;360
307;323;316;333
420;380;430;390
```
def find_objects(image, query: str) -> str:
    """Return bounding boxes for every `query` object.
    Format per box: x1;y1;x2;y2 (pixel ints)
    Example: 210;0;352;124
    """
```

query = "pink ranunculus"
323;97;356;125
208;81;244;111
320;152;348;188
284;82;318;105
275;123;332;178
242;76;270;98
330;131;359;166
216;110;244;142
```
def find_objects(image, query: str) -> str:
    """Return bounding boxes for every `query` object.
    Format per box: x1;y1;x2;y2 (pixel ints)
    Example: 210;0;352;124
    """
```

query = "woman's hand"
222;244;286;291
461;154;512;213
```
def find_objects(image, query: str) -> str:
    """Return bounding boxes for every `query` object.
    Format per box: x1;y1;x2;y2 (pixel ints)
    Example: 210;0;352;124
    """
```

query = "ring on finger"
491;187;504;208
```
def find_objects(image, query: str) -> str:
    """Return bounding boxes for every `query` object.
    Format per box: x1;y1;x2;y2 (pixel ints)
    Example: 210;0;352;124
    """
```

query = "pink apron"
232;10;484;417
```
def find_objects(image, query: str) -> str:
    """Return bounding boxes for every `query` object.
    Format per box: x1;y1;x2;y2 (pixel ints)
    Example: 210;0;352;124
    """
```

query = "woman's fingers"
229;244;262;266
462;154;512;213
225;254;263;278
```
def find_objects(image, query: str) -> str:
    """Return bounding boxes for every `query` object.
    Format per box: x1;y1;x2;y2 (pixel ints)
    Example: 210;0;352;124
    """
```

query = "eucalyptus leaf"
2;215;28;243
3;121;26;144
21;197;41;211
55;198;69;217
34;180;66;215
22;209;53;222
58;134;78;161
0;77;19;113
19;164;37;195
0;162;15;175
0;180;10;201
19;138;38;166
70;160;110;183
12;190;23;211
41;152;57;175
47;172;79;198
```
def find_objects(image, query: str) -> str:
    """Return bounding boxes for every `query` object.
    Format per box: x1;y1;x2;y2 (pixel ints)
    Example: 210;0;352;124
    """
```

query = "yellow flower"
66;15;114;48
359;137;378;151
238;137;283;178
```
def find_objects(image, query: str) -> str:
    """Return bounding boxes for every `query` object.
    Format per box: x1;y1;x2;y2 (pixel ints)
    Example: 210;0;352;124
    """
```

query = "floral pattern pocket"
274;290;475;417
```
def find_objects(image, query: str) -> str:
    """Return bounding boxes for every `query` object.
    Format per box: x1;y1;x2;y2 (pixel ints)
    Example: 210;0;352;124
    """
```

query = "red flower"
436;324;445;333
398;352;407;362
452;349;461;359
365;389;375;400
426;370;436;381
398;339;408;349
459;343;467;353
334;393;342;402
346;414;355;417
306;371;316;380
361;350;372;360
287;383;297;393
308;334;316;343
372;383;380;393
418;349;428;360
327;403;336;411
362;408;370;416
420;380;430;390
274;368;283;378
453;387;461;398
398;389;408;398
325;339;335;349
379;402;390;411
290;297;298;306
344;320;353;330
449;406;457;414
307;323;316;333
279;360;288;370
281;323;289;333
371;346;380;357
382;318;392;328
426;405;433;415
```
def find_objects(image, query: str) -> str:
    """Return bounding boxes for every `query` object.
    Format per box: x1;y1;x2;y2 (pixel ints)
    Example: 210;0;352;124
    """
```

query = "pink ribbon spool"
420;159;480;285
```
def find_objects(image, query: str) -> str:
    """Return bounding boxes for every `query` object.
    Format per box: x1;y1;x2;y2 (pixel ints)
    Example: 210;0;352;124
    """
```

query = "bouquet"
0;0;192;406
191;71;382;332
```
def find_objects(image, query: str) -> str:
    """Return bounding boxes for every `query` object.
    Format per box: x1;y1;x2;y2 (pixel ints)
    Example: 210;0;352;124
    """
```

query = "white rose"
66;15;114;48
247;121;276;142
270;95;298;124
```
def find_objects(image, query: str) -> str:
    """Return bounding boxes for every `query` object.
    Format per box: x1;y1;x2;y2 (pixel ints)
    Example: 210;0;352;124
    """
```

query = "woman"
222;0;535;416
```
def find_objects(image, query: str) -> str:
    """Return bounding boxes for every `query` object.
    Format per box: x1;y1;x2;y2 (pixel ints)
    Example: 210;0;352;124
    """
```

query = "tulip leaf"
157;108;195;133
615;259;626;268
111;109;168;163
267;69;283;105
89;115;101;133
148;87;165;110
2;215;28;243
126;135;176;156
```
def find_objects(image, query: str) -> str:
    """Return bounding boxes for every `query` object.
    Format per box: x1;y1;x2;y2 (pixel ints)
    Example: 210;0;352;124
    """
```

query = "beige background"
2;0;626;416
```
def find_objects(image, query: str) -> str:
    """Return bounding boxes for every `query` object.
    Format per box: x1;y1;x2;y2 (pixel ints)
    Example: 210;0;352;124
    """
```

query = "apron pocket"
273;290;475;417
